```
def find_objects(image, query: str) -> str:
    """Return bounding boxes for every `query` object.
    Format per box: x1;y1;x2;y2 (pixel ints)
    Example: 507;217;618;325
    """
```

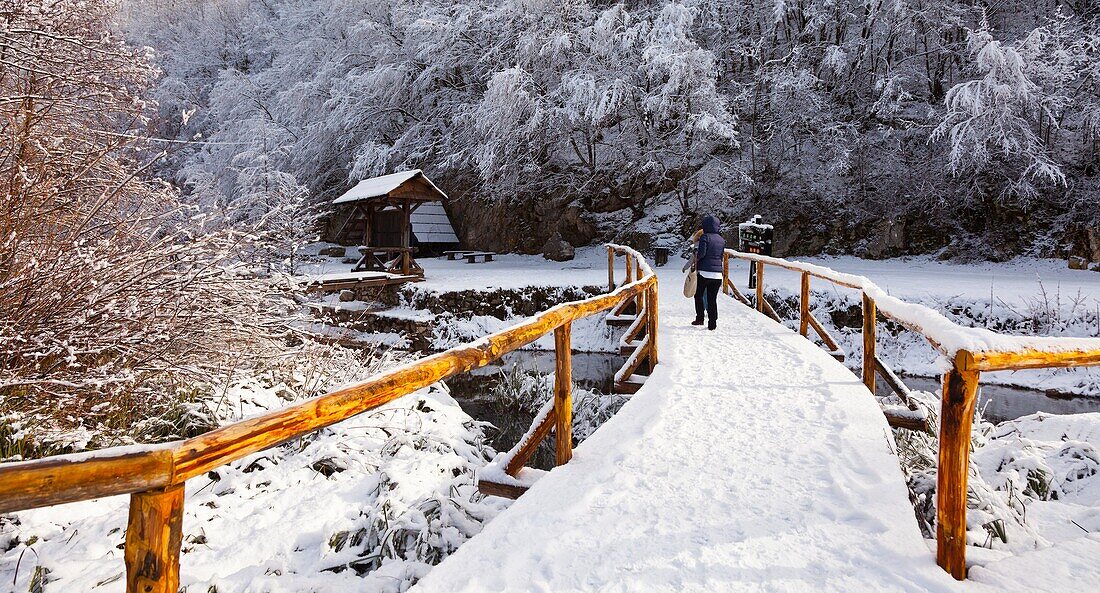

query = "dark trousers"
694;276;721;322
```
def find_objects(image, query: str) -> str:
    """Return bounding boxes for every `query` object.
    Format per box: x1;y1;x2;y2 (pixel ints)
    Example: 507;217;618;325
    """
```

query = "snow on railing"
0;243;659;593
723;248;1100;581
725;249;1099;360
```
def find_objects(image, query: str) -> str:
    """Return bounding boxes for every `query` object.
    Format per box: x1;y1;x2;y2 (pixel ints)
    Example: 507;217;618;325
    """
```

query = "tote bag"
683;269;697;298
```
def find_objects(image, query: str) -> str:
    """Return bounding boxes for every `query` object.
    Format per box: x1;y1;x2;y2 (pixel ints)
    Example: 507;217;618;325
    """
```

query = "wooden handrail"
721;249;1100;580
0;243;657;593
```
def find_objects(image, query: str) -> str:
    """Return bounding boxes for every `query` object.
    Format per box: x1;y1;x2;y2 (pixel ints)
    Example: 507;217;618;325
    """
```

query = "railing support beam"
607;246;615;291
647;281;659;371
554;322;573;465
799;272;810;337
936;354;981;580
755;261;764;313
862;293;876;392
125;483;184;593
722;254;730;295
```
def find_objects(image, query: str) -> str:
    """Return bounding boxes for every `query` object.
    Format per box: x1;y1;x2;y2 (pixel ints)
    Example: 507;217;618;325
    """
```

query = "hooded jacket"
696;215;726;273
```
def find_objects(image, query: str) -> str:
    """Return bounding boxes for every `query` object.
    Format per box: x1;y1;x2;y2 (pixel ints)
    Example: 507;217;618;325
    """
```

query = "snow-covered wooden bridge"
0;246;1097;593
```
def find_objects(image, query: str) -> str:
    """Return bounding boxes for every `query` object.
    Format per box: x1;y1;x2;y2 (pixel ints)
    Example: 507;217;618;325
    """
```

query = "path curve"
414;268;969;592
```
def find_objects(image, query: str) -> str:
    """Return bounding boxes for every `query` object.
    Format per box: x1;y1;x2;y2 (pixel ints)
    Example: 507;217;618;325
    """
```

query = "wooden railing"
0;244;657;593
478;245;659;497
722;249;1100;580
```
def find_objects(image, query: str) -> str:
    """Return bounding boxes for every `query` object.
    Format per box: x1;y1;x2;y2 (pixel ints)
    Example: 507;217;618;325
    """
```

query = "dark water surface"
445;350;625;469
876;375;1100;424
445;349;1098;465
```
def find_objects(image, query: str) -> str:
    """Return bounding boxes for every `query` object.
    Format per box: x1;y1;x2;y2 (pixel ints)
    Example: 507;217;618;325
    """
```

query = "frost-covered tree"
932;20;1071;203
0;0;291;424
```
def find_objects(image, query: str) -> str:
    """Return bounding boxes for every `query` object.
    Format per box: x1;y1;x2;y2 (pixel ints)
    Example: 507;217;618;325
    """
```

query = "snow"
968;535;1100;591
413;267;973;593
1;386;508;593
293;270;404;284
415;248;612;292
726;250;1100;358
332;170;447;204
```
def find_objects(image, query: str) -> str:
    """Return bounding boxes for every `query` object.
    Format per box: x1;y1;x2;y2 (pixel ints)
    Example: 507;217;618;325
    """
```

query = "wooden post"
554;322;573;465
125;484;184;593
362;203;372;247
625;253;634;284
722;253;730;295
646;281;658;371
936;352;981;580
755;261;764;313
607;246;615;291
862;293;876;392
799;272;810;337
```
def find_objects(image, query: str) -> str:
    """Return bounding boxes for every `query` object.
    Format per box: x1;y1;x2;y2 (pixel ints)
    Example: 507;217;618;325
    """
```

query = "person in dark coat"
692;215;726;330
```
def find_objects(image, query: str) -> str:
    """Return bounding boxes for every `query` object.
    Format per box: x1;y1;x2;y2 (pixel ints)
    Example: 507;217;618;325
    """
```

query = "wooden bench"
464;251;495;263
443;250;476;261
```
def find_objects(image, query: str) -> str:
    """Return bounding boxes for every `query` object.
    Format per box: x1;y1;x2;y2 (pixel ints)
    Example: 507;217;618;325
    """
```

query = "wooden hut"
331;170;455;276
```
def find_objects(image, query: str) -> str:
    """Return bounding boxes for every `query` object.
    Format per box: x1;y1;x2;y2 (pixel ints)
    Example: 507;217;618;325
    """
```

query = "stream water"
444;350;1099;465
877;375;1100;424
444;350;625;470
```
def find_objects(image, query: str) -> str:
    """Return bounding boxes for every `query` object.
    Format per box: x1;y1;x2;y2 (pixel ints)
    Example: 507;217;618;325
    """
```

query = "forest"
115;0;1100;259
3;3;1100;591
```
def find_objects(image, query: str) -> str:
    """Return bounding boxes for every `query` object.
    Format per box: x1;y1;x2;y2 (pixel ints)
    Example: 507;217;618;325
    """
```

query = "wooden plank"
936;352;981;581
722;254;730;295
862;293;876;393
806;310;842;354
613;376;645;394
646;283;658;371
607;246;615;292
883;409;930;432
874;355;912;404
755;261;764;313
125;484;184;593
963;348;1100;372
477;479;528;499
605;314;637;328
759;293;782;323
505;409;556;476
724;278;750;306
799;272;810;337
0;447;174;514
554;323;573;466
727;251;862;290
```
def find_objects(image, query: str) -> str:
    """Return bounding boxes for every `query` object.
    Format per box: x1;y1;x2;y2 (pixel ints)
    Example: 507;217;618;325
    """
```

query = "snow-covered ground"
756;255;1100;307
1;385;509;593
3;251;1097;592
414;265;1098;593
725;255;1099;395
297;244;612;293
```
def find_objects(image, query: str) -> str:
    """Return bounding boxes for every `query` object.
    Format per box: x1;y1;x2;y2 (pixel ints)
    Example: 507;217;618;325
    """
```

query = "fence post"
722;253;729;295
647;280;659;371
607;246;615;291
554;322;573;465
625;253;634;285
755;261;765;313
125;483;184;593
862;293;876;392
937;350;981;580
799;272;810;336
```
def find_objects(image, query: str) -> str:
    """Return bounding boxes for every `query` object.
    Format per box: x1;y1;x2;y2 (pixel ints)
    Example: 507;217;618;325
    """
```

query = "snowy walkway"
413;269;974;592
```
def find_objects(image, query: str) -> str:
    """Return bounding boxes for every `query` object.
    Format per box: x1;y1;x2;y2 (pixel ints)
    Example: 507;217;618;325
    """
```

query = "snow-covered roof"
411;201;459;244
332;169;449;204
